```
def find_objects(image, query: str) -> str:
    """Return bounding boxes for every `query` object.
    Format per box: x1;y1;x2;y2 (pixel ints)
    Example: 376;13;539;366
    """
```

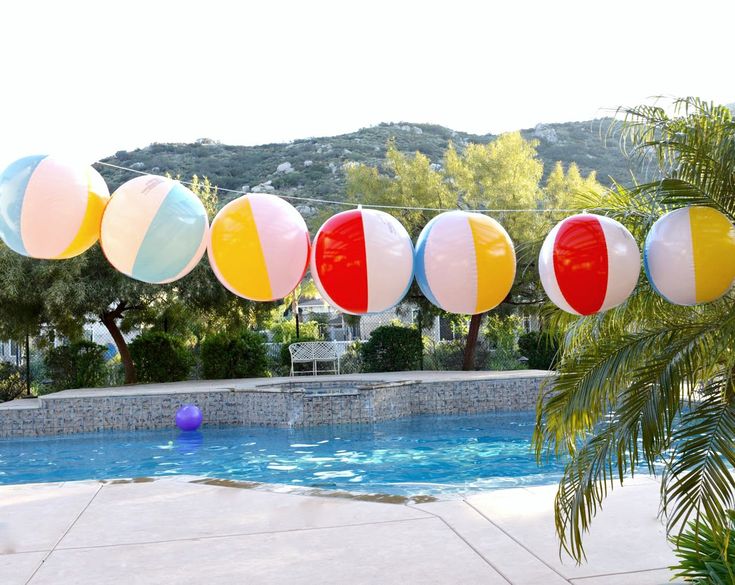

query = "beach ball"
100;175;208;284
539;214;640;315
0;155;109;259
208;193;310;301
415;211;515;315
311;208;414;314
175;404;202;431
644;206;735;305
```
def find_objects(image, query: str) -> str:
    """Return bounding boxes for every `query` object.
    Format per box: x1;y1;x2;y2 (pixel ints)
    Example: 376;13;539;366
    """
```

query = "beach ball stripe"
0;155;109;259
644;206;735;305
100;176;208;284
539;214;640;315
208;193;310;301
415;211;515;315
311;208;414;314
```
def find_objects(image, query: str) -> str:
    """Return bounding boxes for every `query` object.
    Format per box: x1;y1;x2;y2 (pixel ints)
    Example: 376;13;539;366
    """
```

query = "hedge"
201;329;268;379
361;325;422;372
129;331;193;383
45;340;108;390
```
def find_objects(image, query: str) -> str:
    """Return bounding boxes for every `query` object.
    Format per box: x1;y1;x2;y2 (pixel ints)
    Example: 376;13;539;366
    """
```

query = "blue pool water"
0;411;566;496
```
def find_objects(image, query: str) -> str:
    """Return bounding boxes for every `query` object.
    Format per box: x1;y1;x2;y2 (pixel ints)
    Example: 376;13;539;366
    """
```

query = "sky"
1;0;733;170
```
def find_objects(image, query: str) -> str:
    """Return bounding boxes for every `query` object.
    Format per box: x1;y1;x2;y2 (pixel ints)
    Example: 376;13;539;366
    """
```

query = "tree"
0;246;87;393
443;134;544;368
544;161;600;210
280;277;319;339
534;98;735;564
345;134;602;368
344;141;453;334
0;174;267;386
95;175;271;383
0;248;85;342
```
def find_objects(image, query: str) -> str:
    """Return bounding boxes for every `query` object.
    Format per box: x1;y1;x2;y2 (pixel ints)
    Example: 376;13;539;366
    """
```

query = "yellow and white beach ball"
0;155;109;259
208;193;310;301
644;206;735;305
415;211;516;315
100;175;208;284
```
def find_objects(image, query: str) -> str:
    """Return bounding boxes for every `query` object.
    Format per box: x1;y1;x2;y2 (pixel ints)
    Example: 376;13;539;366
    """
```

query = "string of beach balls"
1;155;734;317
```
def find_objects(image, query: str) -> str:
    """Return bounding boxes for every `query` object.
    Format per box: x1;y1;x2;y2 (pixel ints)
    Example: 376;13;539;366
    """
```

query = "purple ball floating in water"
175;404;203;431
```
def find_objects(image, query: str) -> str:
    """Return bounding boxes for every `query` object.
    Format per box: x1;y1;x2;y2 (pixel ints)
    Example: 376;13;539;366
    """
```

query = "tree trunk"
100;302;136;385
462;313;484;371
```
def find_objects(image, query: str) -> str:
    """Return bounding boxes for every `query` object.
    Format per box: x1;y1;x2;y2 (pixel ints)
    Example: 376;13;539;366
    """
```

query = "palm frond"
672;509;735;584
536;97;735;564
663;379;735;537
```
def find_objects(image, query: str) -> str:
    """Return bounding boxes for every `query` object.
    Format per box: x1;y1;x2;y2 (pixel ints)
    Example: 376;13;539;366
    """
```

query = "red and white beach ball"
539;214;640;315
310;208;414;315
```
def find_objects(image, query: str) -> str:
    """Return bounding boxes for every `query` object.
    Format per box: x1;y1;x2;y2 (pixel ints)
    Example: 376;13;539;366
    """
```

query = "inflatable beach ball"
415;211;515;315
208;193;310;301
644;206;735;305
311;208;414;314
100;175;208;284
539;214;640;315
0;155;109;259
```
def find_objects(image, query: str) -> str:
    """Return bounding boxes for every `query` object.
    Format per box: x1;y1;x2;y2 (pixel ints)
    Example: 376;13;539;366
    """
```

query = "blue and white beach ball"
0;155;109;259
644;206;735;305
415;211;516;315
100;175;209;284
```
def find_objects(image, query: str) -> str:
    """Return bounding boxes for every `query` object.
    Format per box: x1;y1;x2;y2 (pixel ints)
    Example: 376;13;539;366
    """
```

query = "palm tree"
534;98;735;563
281;277;319;338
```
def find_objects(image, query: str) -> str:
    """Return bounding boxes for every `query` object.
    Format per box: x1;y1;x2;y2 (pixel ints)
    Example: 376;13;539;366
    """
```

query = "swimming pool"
0;411;566;496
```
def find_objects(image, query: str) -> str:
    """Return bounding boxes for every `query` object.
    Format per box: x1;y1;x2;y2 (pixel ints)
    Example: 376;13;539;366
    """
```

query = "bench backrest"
289;341;338;362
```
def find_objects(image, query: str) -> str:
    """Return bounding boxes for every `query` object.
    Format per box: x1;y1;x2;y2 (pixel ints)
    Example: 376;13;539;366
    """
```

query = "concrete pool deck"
1;476;682;585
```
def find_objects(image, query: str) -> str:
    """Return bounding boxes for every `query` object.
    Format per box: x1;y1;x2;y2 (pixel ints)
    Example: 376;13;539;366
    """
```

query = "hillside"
97;118;641;210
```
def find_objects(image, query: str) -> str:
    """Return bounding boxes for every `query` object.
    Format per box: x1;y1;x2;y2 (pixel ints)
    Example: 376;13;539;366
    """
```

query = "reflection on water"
174;431;204;454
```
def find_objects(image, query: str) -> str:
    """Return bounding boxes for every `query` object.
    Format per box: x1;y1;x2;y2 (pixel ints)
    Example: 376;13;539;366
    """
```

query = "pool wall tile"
0;375;549;437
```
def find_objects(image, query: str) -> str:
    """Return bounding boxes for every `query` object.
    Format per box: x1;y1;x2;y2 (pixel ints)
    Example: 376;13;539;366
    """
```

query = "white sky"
1;0;733;170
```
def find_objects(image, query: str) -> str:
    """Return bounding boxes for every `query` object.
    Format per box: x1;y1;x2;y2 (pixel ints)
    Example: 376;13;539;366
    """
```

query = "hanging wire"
94;160;583;214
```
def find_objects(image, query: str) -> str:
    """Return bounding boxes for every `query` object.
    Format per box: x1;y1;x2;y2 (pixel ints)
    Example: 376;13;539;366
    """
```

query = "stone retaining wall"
0;374;550;437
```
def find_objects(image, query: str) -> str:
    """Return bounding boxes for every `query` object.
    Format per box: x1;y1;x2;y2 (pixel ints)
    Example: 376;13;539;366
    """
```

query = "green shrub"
518;331;559;370
361;325;422;372
339;341;363;374
45;341;108;391
483;314;525;370
105;355;125;386
424;339;464;370
201;329;268;379
129;331;193;383
270;320;321;344
672;510;735;584
423;339;491;371
0;362;25;402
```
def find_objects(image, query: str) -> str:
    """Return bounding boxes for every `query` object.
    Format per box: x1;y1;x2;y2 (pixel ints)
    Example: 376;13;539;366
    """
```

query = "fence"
0;303;540;388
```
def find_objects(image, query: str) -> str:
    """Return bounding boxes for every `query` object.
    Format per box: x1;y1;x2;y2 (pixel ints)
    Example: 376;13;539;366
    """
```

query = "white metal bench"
289;341;341;376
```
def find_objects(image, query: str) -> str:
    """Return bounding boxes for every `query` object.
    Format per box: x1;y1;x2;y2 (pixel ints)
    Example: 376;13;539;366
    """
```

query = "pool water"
0;411;566;496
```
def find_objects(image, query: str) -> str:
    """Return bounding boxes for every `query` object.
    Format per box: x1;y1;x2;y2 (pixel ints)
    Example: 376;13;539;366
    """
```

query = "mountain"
97;118;640;208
